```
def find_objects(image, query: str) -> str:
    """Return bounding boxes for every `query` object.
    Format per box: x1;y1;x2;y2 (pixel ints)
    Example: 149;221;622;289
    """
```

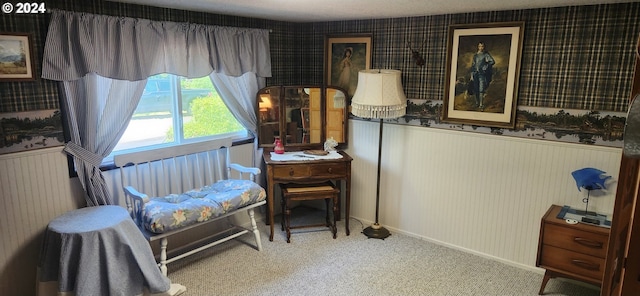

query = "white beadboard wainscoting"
0;146;85;296
0;123;623;295
344;119;622;272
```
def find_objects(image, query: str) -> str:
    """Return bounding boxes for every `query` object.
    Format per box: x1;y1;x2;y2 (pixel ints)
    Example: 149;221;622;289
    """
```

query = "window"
108;74;246;159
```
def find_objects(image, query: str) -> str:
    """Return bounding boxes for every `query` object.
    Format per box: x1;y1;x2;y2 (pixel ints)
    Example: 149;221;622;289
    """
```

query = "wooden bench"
114;137;266;275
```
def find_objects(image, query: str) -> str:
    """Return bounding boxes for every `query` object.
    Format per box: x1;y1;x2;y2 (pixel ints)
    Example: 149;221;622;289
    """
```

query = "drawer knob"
571;259;600;271
328;167;333;173
574;237;603;249
289;169;294;176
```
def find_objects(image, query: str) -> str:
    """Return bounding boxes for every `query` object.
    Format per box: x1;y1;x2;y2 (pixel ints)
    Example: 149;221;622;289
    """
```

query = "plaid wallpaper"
1;1;638;113
307;3;640;112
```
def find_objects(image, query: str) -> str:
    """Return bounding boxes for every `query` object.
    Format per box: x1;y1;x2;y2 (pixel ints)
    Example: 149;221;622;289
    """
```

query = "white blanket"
270;151;343;161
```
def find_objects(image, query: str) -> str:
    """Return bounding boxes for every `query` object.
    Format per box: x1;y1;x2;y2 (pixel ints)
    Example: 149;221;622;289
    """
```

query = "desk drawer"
539;244;605;282
273;165;310;178
310;163;347;177
273;163;346;179
543;223;608;258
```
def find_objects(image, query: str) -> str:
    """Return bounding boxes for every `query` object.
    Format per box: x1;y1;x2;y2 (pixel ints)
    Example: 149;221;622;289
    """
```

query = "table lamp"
351;69;407;239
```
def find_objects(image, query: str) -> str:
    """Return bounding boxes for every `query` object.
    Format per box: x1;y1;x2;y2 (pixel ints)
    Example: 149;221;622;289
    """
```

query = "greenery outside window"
106;74;247;163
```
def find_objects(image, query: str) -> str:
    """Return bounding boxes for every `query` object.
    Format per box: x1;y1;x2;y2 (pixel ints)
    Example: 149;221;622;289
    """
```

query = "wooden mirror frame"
256;85;349;150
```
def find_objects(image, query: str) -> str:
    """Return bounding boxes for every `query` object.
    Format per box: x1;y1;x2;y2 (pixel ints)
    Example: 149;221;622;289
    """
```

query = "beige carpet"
167;207;600;296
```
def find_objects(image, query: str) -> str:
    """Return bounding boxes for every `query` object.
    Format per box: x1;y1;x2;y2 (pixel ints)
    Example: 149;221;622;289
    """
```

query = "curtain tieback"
64;142;104;167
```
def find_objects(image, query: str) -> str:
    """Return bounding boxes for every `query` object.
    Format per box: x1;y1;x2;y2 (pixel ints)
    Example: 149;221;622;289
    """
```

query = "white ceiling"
108;0;633;22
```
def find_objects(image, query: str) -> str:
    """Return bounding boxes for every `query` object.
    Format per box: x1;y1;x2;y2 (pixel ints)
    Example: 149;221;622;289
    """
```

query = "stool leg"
281;194;285;231
324;198;330;227
285;198;291;243
332;195;338;239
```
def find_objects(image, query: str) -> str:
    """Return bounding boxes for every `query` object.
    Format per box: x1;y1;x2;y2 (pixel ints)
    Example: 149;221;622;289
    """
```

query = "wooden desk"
263;150;352;241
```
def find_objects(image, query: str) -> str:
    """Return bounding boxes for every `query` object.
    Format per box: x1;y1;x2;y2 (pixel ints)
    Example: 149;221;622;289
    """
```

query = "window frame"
90;74;250;171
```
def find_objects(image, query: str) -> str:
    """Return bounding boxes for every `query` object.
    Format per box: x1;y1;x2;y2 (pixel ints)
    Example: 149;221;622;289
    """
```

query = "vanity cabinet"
257;85;352;241
257;85;349;150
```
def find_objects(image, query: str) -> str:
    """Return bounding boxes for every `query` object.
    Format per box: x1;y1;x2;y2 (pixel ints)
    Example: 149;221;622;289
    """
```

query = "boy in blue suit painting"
469;41;495;110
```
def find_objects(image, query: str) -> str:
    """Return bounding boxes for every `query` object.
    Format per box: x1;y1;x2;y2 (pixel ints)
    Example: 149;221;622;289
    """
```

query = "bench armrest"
123;185;150;226
228;163;261;182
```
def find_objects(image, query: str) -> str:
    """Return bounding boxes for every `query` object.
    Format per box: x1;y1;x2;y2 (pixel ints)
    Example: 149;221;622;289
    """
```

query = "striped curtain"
60;75;146;206
209;72;266;177
41;10;272;206
42;10;272;80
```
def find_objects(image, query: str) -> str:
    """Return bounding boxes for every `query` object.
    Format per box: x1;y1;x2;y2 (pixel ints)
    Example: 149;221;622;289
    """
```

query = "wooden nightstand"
536;205;610;295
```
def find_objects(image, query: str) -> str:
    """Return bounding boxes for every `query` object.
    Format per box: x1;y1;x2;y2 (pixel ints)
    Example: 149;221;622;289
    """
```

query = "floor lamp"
351;69;407;239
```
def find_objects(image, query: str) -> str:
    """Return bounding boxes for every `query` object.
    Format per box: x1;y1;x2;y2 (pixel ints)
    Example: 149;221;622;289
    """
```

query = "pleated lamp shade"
351;69;407;119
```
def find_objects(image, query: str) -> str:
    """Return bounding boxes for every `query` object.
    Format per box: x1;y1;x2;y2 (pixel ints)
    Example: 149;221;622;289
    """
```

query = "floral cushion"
142;179;266;234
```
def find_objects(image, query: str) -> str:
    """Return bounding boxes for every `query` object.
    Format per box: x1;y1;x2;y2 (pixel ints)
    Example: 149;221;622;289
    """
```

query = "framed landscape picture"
324;34;372;97
0;109;64;155
0;32;36;81
442;22;524;128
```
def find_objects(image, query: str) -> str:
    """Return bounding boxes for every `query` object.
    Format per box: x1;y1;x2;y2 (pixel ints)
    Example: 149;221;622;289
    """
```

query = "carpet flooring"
167;207;600;296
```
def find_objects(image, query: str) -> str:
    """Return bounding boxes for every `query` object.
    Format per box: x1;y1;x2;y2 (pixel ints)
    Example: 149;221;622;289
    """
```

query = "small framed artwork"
442;22;524;128
0;32;36;81
324;34;372;97
0;109;65;155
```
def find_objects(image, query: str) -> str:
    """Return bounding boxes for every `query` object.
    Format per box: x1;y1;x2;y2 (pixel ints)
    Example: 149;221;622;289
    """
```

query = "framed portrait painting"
442;22;524;128
0;33;36;81
324;34;372;97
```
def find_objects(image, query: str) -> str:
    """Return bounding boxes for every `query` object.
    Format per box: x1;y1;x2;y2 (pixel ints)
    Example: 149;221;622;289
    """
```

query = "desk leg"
345;173;351;236
268;181;275;241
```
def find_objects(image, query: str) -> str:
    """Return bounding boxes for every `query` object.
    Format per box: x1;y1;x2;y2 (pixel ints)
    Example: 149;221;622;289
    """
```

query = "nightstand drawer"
539;244;605;281
543;223;608;258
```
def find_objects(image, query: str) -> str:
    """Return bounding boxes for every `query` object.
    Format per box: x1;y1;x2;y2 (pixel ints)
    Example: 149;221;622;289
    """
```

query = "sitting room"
1;0;639;295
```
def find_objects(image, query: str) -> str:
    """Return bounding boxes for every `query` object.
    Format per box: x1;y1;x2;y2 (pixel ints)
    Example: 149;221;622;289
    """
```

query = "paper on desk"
270;151;343;161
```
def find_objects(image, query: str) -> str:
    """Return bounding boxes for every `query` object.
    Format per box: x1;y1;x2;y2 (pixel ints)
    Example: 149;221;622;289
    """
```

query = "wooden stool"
280;182;339;243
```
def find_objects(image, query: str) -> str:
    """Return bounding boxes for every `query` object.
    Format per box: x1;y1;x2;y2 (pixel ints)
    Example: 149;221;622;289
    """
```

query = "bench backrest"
113;137;233;219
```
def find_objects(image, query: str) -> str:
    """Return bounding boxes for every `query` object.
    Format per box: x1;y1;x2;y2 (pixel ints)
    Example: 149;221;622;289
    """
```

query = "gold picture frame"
0;32;36;81
442;22;524;128
324;34;372;97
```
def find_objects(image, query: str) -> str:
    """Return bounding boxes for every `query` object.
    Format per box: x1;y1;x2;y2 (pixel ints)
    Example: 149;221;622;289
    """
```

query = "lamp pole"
362;118;391;239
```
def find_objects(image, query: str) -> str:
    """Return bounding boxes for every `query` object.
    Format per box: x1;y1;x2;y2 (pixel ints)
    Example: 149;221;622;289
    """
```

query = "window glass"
110;74;246;156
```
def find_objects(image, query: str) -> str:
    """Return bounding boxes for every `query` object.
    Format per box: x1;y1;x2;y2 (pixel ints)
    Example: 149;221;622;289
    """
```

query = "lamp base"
363;223;391;240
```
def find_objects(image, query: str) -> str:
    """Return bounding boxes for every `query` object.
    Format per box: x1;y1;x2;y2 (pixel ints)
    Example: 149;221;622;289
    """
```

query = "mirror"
257;85;348;149
257;86;281;146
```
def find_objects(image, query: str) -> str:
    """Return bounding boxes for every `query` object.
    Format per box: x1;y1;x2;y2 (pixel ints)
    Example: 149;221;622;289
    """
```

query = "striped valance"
42;9;272;81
